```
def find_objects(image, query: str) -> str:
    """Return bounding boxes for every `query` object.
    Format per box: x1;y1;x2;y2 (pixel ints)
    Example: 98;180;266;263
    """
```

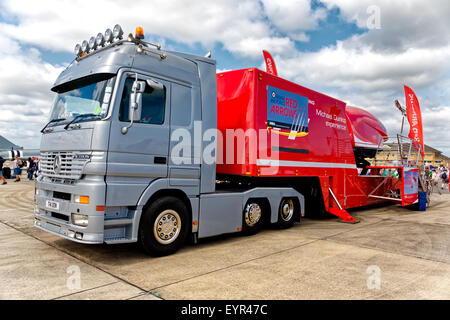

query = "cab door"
106;71;171;207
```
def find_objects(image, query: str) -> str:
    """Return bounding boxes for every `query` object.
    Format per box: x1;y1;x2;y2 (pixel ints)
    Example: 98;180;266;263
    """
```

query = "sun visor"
52;43;135;91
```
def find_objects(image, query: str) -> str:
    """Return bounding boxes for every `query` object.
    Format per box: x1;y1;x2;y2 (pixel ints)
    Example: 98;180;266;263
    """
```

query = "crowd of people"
0;155;40;185
426;165;449;192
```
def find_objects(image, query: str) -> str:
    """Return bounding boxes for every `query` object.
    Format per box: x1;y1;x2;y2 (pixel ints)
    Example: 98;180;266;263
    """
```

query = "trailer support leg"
328;188;359;224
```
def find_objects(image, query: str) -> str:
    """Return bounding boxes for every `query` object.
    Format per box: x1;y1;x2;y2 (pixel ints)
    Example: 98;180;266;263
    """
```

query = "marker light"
95;32;105;47
74;195;90;204
135;26;144;40
104;28;113;43
74;43;82;56
81;40;90;53
89;36;97;50
113;24;123;40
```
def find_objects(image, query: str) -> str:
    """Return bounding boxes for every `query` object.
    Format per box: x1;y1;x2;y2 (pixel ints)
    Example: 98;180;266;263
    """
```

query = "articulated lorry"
34;25;414;256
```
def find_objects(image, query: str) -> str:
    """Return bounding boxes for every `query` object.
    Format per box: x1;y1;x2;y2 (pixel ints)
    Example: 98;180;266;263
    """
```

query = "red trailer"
216;68;418;221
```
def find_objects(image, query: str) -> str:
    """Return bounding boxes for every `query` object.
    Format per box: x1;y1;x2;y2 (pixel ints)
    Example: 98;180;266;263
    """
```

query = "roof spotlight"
89;36;97;50
74;43;82;56
81;40;90;53
96;32;105;47
113;24;123;40
104;28;113;43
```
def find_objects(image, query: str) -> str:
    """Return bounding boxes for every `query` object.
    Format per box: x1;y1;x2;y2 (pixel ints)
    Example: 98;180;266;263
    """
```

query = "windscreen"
49;73;116;126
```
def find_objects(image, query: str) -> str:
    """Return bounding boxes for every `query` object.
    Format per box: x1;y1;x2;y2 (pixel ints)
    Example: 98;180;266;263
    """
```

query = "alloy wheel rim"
280;199;294;222
153;209;181;244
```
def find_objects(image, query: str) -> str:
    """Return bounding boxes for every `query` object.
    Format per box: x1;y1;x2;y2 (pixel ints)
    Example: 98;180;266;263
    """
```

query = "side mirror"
129;80;145;121
122;79;145;134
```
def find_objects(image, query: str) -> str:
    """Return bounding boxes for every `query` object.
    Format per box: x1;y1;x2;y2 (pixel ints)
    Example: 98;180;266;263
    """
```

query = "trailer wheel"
242;200;264;235
275;198;296;229
138;196;189;256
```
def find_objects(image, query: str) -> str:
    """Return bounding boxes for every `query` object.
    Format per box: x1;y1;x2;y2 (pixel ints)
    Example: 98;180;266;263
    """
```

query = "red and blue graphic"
404;170;419;195
267;86;309;135
402;168;419;206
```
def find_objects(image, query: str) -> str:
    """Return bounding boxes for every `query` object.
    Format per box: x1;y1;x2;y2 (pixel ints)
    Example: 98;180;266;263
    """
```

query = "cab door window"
119;77;166;124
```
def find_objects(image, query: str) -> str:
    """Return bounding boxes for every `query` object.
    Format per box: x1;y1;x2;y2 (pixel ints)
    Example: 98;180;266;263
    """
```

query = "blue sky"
0;0;449;156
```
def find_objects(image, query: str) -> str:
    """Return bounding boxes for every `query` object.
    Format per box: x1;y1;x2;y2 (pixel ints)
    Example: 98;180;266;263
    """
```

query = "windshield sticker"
103;92;111;103
267;86;309;140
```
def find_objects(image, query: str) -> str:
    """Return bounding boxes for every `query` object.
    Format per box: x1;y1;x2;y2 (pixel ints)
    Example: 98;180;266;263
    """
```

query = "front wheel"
139;196;189;256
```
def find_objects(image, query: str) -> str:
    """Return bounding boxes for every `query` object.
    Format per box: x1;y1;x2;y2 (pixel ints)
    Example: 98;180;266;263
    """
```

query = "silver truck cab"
34;25;304;256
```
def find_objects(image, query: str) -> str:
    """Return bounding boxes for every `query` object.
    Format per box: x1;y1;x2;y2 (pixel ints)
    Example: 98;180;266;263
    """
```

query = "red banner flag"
262;50;277;76
404;85;424;156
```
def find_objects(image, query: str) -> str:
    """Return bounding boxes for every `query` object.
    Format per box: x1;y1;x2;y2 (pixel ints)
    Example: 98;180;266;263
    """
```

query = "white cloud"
0;0;323;59
261;0;327;42
278;41;450;92
0;34;63;148
321;0;450;50
421;106;450;153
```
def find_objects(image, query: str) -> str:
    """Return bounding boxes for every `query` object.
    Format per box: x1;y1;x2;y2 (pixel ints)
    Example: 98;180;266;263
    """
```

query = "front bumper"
34;176;106;244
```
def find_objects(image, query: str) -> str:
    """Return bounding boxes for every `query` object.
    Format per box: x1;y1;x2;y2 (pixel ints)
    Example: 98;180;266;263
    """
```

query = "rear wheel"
275;198;296;229
242;200;265;235
139;196;189;256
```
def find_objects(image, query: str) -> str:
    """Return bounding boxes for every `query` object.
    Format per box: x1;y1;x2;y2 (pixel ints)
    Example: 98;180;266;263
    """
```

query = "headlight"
89;36;97;50
104;28;113;43
71;213;89;227
96;32;105;47
81;40;90;53
113;24;123;40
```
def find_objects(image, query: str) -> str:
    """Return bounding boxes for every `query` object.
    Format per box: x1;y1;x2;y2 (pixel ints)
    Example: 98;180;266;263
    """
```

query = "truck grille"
40;152;90;180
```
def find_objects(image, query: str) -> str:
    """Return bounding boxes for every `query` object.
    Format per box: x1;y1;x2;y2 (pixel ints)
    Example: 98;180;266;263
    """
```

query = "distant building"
0;135;22;151
373;143;449;167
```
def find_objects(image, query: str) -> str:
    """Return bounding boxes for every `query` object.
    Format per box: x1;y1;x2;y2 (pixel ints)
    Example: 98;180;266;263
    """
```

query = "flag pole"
395;100;407;163
395;100;406;135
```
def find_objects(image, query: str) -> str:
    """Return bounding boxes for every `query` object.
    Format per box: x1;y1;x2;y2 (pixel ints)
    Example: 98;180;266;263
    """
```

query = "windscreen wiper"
40;118;66;133
64;114;101;130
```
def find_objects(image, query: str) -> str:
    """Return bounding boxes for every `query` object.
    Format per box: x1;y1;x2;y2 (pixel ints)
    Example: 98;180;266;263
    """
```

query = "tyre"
138;196;189;256
242;200;265;236
275;198;296;229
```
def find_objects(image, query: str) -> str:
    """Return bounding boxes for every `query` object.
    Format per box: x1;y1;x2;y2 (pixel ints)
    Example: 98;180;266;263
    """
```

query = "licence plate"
46;200;60;211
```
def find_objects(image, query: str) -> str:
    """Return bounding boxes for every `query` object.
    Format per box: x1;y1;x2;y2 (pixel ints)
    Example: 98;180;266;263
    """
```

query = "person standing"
0;156;7;185
441;169;448;190
32;158;38;179
27;157;35;180
13;155;22;182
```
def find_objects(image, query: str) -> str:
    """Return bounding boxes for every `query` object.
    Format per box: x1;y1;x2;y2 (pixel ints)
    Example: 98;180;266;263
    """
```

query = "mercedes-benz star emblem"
53;155;62;174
